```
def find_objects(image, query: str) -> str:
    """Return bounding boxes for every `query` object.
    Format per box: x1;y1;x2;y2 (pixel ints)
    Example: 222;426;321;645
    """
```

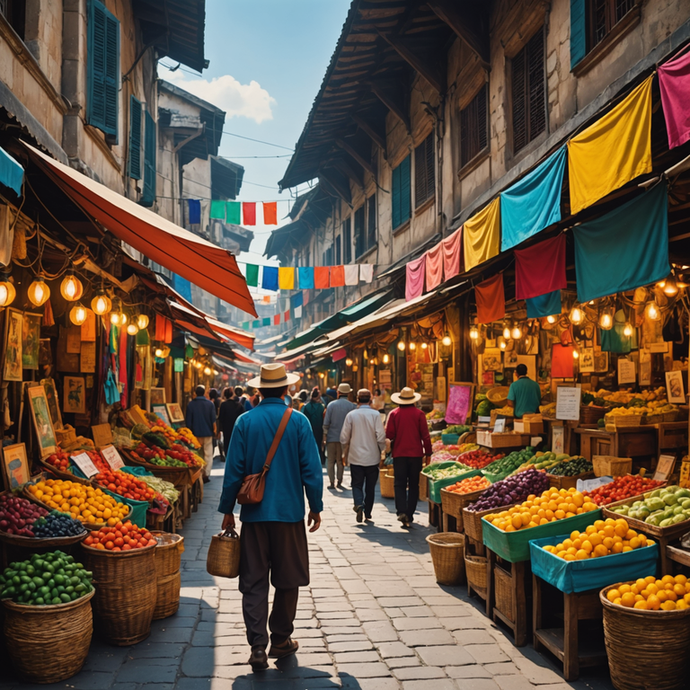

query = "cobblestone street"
1;464;615;690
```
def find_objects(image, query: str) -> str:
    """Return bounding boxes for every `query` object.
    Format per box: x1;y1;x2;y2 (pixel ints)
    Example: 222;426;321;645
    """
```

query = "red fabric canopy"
475;273;505;324
23;143;256;316
515;234;567;300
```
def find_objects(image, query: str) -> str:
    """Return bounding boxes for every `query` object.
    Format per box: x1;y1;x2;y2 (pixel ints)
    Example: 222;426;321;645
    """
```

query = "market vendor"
506;364;542;418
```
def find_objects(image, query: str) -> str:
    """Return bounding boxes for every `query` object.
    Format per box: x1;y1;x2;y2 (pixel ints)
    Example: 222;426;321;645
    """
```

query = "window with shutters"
128;96;142;180
354;206;365;258
414;133;435;209
460;84;488;169
511;29;546;154
343;218;352;264
87;0;120;140
141;110;156;207
366;195;376;250
335;234;341;265
391;155;411;230
587;0;635;50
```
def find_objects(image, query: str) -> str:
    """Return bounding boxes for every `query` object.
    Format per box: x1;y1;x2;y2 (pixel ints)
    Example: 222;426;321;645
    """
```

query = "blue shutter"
570;0;586;69
128;96;142;180
400;155;411;225
141;110;156;207
392;163;401;229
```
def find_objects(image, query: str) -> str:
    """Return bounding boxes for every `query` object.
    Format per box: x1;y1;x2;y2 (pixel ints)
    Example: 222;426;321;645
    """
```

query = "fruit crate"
548;471;596;490
580;405;608;425
592;456;633;477
604;414;645;428
440;484;490;532
463;503;517;543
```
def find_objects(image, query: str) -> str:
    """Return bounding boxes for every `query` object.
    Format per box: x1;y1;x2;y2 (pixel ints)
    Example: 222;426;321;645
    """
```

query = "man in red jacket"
385;387;432;528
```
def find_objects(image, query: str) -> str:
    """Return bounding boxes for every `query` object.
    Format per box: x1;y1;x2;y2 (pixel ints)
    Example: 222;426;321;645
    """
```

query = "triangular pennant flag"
226;201;241;225
245;264;259;287
263;202;278;225
243;202;256;225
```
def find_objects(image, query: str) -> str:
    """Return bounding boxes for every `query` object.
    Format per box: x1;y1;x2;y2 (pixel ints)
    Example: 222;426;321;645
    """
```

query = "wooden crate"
487;550;531;647
592;455;632;477
547;471;595;490
477;431;531;449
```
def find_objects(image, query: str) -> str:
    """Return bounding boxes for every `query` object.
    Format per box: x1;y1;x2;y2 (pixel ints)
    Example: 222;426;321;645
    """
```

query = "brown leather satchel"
236;407;292;505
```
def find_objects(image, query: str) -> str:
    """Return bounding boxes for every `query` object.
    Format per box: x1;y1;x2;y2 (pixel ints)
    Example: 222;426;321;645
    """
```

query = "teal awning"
0;146;23;196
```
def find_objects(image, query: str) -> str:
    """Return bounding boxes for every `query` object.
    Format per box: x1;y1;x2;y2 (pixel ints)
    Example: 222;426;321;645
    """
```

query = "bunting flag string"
242;263;377;292
188;199;280;225
240;295;302;329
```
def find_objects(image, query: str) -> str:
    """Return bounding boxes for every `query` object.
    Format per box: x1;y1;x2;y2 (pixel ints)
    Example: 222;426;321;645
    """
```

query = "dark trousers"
239;521;309;648
393;456;423;521
350;464;379;518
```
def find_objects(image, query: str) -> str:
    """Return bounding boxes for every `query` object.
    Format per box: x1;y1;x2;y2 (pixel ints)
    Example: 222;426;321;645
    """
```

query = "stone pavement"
0;462;616;690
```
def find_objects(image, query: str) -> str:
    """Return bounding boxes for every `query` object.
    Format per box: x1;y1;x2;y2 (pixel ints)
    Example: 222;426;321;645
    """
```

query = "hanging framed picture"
150;387;166;406
63;376;86;414
579;348;595;373
41;377;63;430
153;405;171;427
666;370;686;404
27;386;57;458
3;308;23;381
21;312;41;370
1;443;30;490
593;350;609;373
166;402;185;424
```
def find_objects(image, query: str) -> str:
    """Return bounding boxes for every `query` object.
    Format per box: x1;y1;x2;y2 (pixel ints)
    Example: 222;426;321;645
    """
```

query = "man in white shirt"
340;388;385;523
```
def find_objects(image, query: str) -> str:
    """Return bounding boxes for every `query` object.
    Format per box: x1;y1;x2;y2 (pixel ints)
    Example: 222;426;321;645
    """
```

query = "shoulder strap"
263;407;293;471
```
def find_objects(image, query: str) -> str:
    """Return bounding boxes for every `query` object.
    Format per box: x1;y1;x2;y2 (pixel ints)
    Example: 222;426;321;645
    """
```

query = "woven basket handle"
219;528;239;540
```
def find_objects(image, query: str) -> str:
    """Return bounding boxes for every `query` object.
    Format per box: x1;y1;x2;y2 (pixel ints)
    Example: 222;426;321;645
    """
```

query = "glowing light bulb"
120;312;128;326
69;303;88;326
409;342;416;351
397;341;405;351
155;348;164;358
204;366;212;375
623;322;633;337
110;311;121;326
137;314;150;329
503;326;511;339
511;326;522;340
60;274;83;302
442;334;452;346
645;300;660;321
91;292;111;316
599;310;614;330
27;278;50;307
127;323;139;336
421;342;428;350
573;349;579;360
663;279;678;296
546;314;557;324
469;327;478;340
346;358;353;367
382;354;390;364
0;280;16;307
569;306;584;325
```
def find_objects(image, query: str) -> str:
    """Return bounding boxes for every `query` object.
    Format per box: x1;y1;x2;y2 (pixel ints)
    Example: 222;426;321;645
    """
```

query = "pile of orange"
607;574;690;610
542;518;654;561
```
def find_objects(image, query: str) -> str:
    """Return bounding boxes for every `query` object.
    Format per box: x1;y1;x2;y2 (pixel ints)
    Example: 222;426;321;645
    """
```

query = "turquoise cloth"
500;148;566;250
102;488;148;528
121;465;154;477
526;290;561;318
574;183;670;303
298;267;314;289
507;376;542;418
600;310;633;353
0;145;23;196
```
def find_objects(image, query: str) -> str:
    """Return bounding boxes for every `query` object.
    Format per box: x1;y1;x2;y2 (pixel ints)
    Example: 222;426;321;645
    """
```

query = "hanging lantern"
397;340;405;351
546;314;557;324
203;366;212;375
69;303;88;326
120;311;128;326
60;273;83;302
127;322;139;336
645;300;661;321
137;313;149;330
382;354;390;364
0;278;16;307
409;342;416;351
345;358;353;367
623;322;634;337
155;347;164;358
511;325;522;340
91;291;111;316
663;278;678;296
573;349;580;360
569;305;584;325
502;324;511;340
27;277;50;307
421;342;428;350
469;327;478;341
599;308;614;330
442;333;453;346
498;337;507;350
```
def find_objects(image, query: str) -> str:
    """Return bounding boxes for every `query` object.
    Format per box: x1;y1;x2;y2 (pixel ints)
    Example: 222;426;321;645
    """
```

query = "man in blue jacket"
219;363;323;672
185;385;216;482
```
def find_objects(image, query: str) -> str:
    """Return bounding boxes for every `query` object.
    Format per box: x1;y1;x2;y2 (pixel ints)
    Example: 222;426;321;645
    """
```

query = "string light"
663;278;678;296
127;322;139;336
155;347;164;358
91;291;111;316
203;366;212;375
0;278;16;307
27;278;50;307
623;322;634;337
397;341;405;351
69;303;88;326
442;334;452;346
137;314;150;329
599;308;614;330
345;358;353;366
569;306;584;325
546;314;557;324
469;327;478;340
60;273;83;302
409;342;416;351
645;300;661;321
421;342;428;350
573;349;580;360
382;354;390;364
503;324;511;339
511;325;522;340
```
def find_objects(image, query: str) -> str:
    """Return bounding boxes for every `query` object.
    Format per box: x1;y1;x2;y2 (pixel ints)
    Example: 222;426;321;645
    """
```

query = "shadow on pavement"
232;664;362;690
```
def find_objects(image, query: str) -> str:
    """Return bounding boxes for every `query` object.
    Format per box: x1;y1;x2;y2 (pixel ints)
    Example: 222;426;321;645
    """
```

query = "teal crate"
482;509;603;563
441;433;460;445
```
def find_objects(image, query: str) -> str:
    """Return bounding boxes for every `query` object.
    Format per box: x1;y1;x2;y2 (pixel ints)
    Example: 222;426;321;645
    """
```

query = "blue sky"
158;0;351;269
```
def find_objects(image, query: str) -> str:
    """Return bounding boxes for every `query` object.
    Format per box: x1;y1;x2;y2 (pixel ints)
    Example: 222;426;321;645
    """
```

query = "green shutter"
392;163;401;229
400;155;411;225
129;96;142;180
570;0;586;69
141;110;156;207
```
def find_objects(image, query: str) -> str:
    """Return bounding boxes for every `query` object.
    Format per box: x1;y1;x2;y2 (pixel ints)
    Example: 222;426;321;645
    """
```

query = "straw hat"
391;387;422;405
247;363;300;389
337;383;352;394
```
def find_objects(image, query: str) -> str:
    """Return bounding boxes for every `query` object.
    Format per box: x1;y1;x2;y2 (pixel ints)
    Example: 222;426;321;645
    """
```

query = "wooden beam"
335;137;376;176
352;113;387;153
378;31;445;94
368;80;410;133
331;156;365;192
319;168;352;207
426;0;489;66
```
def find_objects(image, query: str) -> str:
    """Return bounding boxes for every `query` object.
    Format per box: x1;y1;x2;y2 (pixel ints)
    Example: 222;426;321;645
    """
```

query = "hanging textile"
187;199;201;224
526;290;562;319
261;266;279;291
273;314;280;325
314;267;330;289
0;145;23;197
119;326;128;405
658;50;690;149
245;264;259;287
567;75;654;215
442;227;462;281
284;309;290;322
500;148;566;250
600;310;632;353
425;244;443;292
298;267;314;289
330;265;345;287
475;273;505;324
263;202;278;225
155;314;166;341
515;234;567;300
262;317;270;326
164;319;173;344
278;267;295;290
226;201;241;225
360;264;374;283
43;299;55;328
405;256;425;301
344;265;359;286
210;200;226;220
243;202;256;226
552;344;575;378
573;183;669;303
252;320;260;328
262;295;271;303
463;198;501;271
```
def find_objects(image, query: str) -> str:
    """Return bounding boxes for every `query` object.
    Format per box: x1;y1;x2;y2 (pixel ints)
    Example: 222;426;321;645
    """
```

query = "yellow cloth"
463;197;501;271
278;267;295;290
567;75;653;215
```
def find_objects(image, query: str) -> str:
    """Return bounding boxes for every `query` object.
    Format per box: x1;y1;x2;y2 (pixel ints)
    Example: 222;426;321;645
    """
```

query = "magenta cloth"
405;256;426;301
659;49;690;149
119;326;128;405
515;234;567;300
475;273;506;325
331;347;347;363
425;244;444;291
446;384;473;425
442;227;462;280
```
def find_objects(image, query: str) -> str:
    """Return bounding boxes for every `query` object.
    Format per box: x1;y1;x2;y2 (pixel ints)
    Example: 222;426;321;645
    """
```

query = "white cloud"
160;67;275;124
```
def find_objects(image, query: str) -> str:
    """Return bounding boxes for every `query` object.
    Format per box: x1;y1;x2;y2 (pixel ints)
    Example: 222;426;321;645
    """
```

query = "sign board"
617;358;636;385
92;423;113;448
71;452;99;478
556;386;581;421
552;425;565;455
445;383;474;425
494;418;506;433
531;436;543;447
101;445;124;471
654;454;677;482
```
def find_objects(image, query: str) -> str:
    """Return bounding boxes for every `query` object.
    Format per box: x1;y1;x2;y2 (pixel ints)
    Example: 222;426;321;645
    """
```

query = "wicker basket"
486;386;510;409
605;414;644;428
426;532;465;586
150;531;184;620
441;485;490;533
493;561;514;620
464;552;488;599
600;583;690;690
82;542;157;645
121;449;193;488
380;470;395;499
1;590;94;683
463;503;515;543
580;405;608;425
592;456;633;477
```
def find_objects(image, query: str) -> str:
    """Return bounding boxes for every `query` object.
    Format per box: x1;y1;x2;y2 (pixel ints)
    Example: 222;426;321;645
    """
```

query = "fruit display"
447;475;491;495
93;469;156;502
539;402;557;418
44;450;75;474
606;574;690;610
422;462;472;480
482;448;535;478
443;424;471;435
131;474;180;504
426;409;444;421
493;406;514;416
0;495;48;536
512;452;570;474
595;387;667;406
484;487;598;531
0;551;93;605
176;426;201;450
547;457;593;477
608;486;690;526
476;398;494;417
467;469;551;512
587;475;665;506
83;521;157;551
458;450;504;470
27;479;129;526
131;440;202;469
32;512;86;538
540;518;654;561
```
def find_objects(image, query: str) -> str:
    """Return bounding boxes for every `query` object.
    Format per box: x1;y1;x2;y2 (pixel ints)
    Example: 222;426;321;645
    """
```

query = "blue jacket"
218;398;324;522
185;395;216;437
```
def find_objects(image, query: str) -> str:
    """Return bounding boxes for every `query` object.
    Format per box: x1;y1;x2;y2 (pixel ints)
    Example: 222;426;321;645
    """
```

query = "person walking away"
241;389;254;412
340;389;385;523
218;387;245;458
219;363;323;672
233;386;244;402
294;390;308;411
185;385;216;483
323;383;356;489
386;387;431;528
506;363;542;418
209;388;222;457
302;388;326;463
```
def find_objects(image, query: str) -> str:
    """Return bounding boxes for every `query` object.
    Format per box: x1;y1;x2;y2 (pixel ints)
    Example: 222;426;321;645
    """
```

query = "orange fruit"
620;592;636;608
607;589;621;602
634;600;648;610
575;549;589;560
661;601;677;611
647;595;661;610
593;544;608;558
674;584;686;597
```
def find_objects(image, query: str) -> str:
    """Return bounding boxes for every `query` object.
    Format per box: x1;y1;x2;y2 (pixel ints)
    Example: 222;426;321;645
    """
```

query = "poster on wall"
1;443;29;489
639;349;652;386
152;405;171;427
3;308;23;381
482;348;503;372
552;425;565;454
666;370;686;403
41;378;63;430
593;350;609;373
446;382;475;425
63;376;86;414
579;349;595;373
618;358;636;385
27;386;57;458
21;312;41;370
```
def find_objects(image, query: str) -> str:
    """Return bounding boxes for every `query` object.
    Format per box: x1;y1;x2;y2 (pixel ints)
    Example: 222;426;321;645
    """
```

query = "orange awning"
23;142;257;317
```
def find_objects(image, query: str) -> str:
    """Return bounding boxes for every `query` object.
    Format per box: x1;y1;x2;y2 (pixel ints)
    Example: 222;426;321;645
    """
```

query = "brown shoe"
248;646;268;671
268;637;299;659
